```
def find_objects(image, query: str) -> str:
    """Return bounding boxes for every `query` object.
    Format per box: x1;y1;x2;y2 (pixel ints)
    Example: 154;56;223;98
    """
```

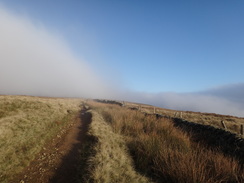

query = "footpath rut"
11;108;92;183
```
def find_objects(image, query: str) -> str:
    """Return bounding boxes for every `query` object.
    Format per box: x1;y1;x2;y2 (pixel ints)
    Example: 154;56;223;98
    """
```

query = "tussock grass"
83;109;151;183
0;95;82;183
125;102;244;135
90;102;244;183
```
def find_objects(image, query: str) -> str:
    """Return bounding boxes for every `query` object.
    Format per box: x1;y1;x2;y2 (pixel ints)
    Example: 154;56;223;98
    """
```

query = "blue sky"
1;1;244;116
2;0;244;92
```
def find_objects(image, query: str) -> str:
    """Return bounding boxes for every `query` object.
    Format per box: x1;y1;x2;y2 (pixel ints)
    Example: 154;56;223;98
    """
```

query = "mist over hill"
1;5;244;117
0;5;116;99
122;84;244;117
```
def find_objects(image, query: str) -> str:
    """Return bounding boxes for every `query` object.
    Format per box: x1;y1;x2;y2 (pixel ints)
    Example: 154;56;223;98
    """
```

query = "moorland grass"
125;102;244;135
0;95;82;183
81;109;151;183
90;102;244;183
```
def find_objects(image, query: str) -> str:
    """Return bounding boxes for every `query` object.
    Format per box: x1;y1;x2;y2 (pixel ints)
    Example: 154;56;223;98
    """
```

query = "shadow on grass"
172;117;244;167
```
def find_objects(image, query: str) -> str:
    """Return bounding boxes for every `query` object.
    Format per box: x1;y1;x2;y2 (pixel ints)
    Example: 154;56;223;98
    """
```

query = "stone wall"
172;117;244;164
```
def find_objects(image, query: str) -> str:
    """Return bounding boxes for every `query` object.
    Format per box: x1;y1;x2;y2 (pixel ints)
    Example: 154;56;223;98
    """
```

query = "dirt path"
11;108;92;183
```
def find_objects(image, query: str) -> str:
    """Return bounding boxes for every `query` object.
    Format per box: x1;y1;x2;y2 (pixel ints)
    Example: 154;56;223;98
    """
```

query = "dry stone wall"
172;117;244;165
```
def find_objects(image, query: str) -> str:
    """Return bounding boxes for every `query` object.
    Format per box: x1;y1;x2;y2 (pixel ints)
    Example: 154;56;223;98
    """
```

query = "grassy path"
10;107;91;183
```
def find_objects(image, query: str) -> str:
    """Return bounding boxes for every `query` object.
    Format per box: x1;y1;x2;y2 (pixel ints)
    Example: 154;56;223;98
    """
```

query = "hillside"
0;96;243;183
123;101;244;136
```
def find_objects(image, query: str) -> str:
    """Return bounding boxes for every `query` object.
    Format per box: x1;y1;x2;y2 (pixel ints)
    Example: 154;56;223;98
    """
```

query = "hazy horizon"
1;2;244;117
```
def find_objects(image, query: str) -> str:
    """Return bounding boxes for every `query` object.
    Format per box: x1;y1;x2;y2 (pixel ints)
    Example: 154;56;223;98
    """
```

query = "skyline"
0;1;244;116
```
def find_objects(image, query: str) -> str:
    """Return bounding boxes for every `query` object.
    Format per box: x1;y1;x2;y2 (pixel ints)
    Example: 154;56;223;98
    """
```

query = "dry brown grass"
124;102;244;135
0;95;82;183
82;109;151;183
90;102;244;183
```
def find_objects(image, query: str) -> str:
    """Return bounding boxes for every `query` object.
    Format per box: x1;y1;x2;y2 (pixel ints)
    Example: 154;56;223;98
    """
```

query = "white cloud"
0;5;115;99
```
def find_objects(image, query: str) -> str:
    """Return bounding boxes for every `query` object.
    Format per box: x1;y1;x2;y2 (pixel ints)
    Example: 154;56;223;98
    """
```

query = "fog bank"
0;6;115;99
121;83;244;117
1;5;243;117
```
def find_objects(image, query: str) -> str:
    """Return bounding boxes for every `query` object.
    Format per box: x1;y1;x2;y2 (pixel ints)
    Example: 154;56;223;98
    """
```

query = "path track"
11;108;91;183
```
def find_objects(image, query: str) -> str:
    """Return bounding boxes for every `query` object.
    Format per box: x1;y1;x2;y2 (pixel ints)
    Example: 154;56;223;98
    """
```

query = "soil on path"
10;108;92;183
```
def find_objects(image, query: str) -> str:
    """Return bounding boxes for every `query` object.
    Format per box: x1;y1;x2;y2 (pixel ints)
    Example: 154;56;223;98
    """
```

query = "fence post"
221;121;227;130
139;105;141;111
241;124;244;137
174;112;178;117
180;112;182;118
